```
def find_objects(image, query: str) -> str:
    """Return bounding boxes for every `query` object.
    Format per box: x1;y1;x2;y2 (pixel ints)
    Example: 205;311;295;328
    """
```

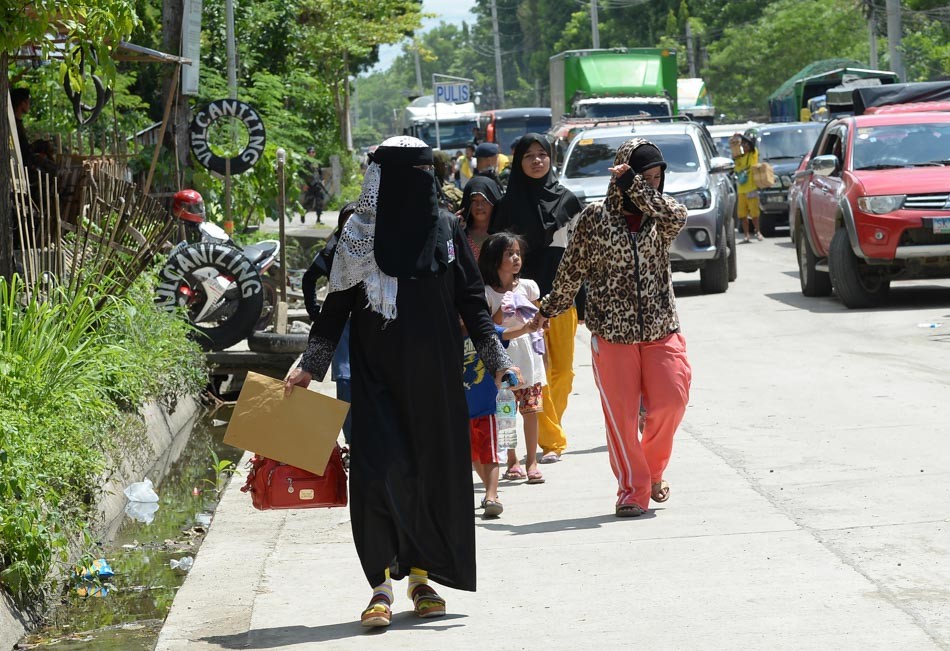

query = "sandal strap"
410;583;445;606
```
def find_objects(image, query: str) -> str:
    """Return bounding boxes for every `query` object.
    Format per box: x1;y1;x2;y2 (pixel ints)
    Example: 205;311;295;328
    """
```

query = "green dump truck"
549;48;679;120
768;59;899;122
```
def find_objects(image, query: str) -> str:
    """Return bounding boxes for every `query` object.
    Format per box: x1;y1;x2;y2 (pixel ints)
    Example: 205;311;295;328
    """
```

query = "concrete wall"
0;396;203;651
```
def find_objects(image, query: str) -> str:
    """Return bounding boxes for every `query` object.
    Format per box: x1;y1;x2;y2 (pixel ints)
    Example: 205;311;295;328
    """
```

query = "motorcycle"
155;190;281;351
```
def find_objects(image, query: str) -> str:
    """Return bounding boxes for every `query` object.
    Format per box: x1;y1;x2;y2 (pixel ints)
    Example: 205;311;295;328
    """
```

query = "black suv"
744;122;823;236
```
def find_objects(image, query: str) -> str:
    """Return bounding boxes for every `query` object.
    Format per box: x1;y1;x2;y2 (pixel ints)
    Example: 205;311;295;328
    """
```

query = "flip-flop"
526;469;545;484
539;452;561;464
483;499;504;517
615;503;647;518
651;480;670;503
409;584;446;618
503;466;527;481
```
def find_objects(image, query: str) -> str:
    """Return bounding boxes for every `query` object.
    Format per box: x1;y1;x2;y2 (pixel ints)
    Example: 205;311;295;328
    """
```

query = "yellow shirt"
734;150;758;194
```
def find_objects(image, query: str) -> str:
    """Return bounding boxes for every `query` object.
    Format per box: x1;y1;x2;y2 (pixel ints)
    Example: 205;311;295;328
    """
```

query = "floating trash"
211;419;229;427
75;559;114;597
195;512;213;527
125;501;160;524
917;322;943;328
169;556;194;571
124;478;159;502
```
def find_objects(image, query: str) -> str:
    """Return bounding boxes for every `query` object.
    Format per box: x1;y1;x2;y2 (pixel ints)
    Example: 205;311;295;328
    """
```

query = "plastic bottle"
496;376;518;455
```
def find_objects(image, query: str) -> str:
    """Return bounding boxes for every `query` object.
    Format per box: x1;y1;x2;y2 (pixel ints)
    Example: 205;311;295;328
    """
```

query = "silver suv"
556;121;737;293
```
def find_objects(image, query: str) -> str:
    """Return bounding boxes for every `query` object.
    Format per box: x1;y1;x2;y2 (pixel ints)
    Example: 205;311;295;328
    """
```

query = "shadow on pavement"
563;445;608;456
202;614;467;648
478;511;656;535
767;285;950;313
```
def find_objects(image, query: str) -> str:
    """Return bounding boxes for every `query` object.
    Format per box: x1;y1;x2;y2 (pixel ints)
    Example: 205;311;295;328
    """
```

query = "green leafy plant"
0;273;205;603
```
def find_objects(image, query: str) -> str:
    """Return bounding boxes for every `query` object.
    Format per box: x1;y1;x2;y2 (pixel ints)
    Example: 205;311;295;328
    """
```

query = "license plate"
932;217;950;234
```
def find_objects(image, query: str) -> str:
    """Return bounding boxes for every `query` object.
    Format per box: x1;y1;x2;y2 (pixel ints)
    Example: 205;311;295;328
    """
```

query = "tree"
297;0;424;149
0;1;139;280
704;0;868;119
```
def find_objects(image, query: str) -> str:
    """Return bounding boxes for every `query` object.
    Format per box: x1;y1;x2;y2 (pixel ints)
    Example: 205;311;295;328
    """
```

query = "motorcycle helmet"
172;189;206;223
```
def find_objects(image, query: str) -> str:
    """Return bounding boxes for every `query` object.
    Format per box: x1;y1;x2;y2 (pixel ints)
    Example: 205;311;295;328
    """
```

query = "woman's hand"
608;163;631;177
495;366;524;389
284;367;313;397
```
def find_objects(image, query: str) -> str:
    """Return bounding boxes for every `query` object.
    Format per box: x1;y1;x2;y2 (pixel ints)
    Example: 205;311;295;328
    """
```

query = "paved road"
157;234;950;650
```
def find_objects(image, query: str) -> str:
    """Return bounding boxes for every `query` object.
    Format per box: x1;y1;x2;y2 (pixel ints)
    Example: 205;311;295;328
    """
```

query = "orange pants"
590;332;691;509
538;307;577;456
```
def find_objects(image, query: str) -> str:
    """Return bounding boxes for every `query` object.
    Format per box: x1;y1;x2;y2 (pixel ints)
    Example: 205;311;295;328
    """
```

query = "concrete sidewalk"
155;322;940;649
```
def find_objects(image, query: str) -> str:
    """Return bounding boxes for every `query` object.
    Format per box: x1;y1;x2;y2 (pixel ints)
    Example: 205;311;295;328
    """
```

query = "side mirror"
709;156;735;174
809;154;838;177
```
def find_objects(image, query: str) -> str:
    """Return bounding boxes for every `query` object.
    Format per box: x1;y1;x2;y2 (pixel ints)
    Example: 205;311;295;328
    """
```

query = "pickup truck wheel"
727;216;738;282
797;231;831;297
829;228;890;308
699;225;729;294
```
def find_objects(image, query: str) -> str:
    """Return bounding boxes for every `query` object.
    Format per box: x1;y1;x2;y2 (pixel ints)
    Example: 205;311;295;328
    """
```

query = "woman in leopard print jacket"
538;138;693;517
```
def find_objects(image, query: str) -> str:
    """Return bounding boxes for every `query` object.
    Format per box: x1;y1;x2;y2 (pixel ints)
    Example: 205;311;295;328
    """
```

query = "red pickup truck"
789;111;950;308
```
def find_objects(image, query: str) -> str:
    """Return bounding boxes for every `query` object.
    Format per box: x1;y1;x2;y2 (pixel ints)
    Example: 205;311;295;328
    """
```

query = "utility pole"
685;21;697;77
885;0;905;81
591;0;600;49
490;0;505;108
868;1;879;69
225;0;237;99
413;39;424;97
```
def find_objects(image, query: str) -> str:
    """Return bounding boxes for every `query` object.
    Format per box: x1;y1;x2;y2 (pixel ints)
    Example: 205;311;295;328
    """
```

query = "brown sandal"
361;596;392;627
651;480;670;503
615;503;647;517
409;583;446;618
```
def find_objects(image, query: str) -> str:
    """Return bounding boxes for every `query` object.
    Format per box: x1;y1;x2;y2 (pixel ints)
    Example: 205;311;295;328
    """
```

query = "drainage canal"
18;405;241;650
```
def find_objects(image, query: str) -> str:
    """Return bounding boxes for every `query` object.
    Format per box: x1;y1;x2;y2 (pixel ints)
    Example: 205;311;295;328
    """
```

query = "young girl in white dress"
479;232;548;484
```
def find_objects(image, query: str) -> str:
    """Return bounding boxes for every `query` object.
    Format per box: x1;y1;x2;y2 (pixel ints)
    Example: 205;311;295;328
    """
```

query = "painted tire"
156;242;264;350
189;99;266;176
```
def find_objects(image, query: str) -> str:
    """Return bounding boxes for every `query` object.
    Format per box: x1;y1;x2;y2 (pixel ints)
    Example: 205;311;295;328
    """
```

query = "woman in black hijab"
286;136;517;627
492;134;582;464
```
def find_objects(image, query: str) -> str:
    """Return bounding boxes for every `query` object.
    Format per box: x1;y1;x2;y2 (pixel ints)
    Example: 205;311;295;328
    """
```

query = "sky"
371;0;478;73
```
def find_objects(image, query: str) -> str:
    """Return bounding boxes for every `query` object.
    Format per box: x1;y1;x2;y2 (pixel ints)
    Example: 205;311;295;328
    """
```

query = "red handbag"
240;445;348;510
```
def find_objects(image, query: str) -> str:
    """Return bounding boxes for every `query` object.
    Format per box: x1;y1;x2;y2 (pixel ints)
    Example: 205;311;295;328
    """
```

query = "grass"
0;272;206;603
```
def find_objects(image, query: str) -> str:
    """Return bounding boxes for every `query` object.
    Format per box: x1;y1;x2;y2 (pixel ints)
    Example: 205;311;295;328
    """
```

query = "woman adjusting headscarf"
538;137;692;518
286;136;517;628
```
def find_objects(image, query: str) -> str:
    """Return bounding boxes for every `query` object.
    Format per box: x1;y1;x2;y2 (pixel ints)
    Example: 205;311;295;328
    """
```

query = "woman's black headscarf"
371;143;445;279
461;175;503;222
492;133;581;253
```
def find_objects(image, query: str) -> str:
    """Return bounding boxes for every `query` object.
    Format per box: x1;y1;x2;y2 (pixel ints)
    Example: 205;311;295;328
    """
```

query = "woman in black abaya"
286;136;517;628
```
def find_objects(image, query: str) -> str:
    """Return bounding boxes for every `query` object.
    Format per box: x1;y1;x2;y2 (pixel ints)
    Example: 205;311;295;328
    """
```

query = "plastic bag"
170;556;194;571
125;501;159;524
124;478;159;503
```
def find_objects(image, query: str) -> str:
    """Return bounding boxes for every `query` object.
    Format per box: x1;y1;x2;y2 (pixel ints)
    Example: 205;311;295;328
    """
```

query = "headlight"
781;174;793;187
676;189;711;210
857;195;905;214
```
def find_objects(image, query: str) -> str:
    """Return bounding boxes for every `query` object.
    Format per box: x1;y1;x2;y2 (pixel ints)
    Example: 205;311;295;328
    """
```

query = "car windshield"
575;103;670;119
494;118;552;152
756;125;823;159
852;123;950;170
564;134;701;178
413;119;478;150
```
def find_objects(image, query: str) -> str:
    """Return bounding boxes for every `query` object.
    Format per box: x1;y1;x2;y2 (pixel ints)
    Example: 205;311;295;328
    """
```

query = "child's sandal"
409;583;446;618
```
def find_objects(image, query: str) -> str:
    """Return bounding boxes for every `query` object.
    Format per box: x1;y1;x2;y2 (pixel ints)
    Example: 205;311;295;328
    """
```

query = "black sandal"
615;503;647;518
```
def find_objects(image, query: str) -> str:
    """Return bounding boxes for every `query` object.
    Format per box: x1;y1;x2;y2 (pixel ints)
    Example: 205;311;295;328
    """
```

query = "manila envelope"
224;371;350;475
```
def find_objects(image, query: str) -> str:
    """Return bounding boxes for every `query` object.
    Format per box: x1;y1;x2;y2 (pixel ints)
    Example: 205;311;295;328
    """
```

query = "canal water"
18;405;241;650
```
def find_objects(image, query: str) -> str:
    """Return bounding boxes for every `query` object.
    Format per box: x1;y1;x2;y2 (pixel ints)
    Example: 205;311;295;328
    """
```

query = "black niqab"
372;145;445;279
492;133;581;253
